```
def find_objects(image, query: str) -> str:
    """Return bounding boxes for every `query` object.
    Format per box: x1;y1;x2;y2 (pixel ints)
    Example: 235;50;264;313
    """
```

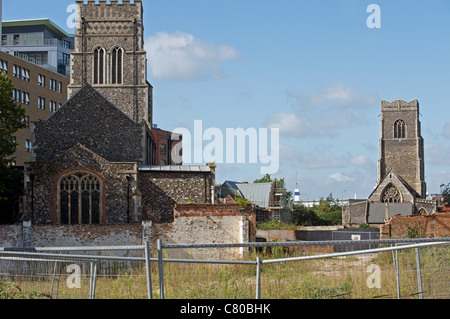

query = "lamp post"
126;174;131;223
30;173;35;223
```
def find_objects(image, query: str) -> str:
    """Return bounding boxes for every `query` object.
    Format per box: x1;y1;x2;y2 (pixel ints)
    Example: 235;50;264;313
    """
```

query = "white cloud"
267;84;378;139
350;154;375;171
264;113;319;139
310;83;378;109
328;172;355;183
426;143;450;166
145;31;239;81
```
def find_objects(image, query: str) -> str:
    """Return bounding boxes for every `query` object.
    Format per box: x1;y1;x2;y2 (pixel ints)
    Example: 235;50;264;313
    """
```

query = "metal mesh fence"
1;238;449;299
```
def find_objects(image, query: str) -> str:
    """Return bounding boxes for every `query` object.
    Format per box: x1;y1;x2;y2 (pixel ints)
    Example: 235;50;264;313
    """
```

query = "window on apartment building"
0;59;7;73
49;101;57;113
62;53;70;65
160;143;167;156
58;81;63;93
22;68;30;81
13;64;20;78
38;97;46;110
93;47;106;85
13;89;21;103
22;115;30;128
38;74;46;87
25;139;32;152
13;35;20;46
58;171;103;225
111;46;123;84
1;35;7;46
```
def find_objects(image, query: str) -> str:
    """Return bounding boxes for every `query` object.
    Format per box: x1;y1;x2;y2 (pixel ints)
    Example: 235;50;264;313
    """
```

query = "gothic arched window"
382;184;402;203
93;47;106;85
111;46;123;84
394;120;406;139
58;171;103;225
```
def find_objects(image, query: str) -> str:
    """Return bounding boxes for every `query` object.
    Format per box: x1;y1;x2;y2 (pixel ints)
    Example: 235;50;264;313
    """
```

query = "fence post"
89;261;98;299
89;262;94;299
256;257;262;299
50;261;58;299
392;245;401;299
92;262;97;299
157;239;165;299
144;240;153;299
415;248;423;299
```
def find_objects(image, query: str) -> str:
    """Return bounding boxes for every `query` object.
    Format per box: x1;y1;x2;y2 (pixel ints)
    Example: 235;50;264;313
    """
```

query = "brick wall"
380;213;450;238
0;223;144;248
0;204;255;260
153;204;256;259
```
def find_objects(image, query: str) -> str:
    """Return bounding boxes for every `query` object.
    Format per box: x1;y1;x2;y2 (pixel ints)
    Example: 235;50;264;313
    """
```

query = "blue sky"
3;0;450;200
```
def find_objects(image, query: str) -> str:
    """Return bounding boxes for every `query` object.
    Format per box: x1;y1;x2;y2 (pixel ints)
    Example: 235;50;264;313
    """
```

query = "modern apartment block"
0;50;69;166
2;19;74;77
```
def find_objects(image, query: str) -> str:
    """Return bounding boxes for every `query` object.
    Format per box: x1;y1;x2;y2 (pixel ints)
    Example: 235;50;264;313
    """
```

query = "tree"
253;174;273;184
0;72;25;162
310;194;342;226
0;72;26;223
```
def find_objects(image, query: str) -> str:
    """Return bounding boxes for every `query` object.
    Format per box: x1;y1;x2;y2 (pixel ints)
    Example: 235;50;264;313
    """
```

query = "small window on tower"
93;47;106;85
394;120;406;139
111;46;123;84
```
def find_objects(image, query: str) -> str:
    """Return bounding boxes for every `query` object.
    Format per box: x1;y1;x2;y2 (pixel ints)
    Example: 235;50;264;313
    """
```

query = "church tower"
68;0;152;126
378;100;426;198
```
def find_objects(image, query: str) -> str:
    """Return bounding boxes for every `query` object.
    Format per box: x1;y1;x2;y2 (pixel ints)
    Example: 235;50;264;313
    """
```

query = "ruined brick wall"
380;213;450;238
153;204;256;259
0;225;23;247
342;201;368;226
0;223;144;248
138;168;215;223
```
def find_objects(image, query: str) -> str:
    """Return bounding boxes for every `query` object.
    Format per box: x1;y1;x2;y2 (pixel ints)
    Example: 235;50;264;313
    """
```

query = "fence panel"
1;238;449;299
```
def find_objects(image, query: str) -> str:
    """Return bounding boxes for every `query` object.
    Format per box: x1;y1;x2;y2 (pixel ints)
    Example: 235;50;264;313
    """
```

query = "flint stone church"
21;0;216;226
343;99;437;226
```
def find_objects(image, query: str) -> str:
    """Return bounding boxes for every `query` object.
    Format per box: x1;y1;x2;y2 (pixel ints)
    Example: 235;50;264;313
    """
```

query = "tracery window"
93;47;106;84
58;172;102;225
394;120;406;139
382;184;401;203
111;46;123;84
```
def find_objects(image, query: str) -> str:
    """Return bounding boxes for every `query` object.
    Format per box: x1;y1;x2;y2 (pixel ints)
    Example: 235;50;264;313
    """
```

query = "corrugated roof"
236;183;273;208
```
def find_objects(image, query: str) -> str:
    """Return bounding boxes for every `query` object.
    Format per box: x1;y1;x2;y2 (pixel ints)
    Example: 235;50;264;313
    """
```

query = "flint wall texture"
33;85;147;164
138;170;215;223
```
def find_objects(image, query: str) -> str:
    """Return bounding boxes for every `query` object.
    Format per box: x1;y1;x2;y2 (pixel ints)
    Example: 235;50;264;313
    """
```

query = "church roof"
46;83;137;124
368;169;419;202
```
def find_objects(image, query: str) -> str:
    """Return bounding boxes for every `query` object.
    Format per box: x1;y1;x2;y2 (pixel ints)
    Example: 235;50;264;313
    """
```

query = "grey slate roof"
367;203;414;224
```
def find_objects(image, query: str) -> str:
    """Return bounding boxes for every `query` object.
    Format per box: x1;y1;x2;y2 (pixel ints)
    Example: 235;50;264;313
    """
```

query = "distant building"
218;180;291;221
0;50;69;166
2;19;74;77
152;126;182;166
343;100;437;227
